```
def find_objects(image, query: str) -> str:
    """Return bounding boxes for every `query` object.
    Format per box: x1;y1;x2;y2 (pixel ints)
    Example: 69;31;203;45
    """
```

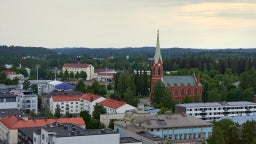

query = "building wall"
50;99;81;115
82;97;106;115
116;105;136;114
177;104;256;121
0;123;17;144
33;132;41;144
167;85;202;102
0;101;17;109
150;127;212;142
100;113;125;127
62;65;94;81
52;134;120;144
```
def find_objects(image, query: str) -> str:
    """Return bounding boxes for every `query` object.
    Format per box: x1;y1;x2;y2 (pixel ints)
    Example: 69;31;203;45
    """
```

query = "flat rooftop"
176;101;256;108
0;109;22;118
19;127;42;140
43;123;116;138
120;137;141;143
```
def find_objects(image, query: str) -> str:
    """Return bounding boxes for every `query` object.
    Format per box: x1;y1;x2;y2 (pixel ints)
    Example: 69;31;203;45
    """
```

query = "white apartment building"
35;123;120;144
0;90;18;109
81;93;106;115
176;101;256;121
10;89;38;114
49;94;106;115
99;99;136;114
62;63;94;80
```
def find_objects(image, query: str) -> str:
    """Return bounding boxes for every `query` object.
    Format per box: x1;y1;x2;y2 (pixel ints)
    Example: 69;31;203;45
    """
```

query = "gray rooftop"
43;90;82;98
137;131;164;141
0;109;22;118
218;112;256;124
19;127;42;140
43;123;116;138
0;90;17;98
140;114;213;129
120;137;141;143
163;76;197;86
177;101;256;108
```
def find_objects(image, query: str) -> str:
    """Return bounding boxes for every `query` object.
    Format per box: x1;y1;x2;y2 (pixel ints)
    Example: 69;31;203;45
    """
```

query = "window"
71;102;73;104
42;134;45;140
194;89;198;95
158;67;161;75
174;89;178;96
188;89;191;95
181;89;184;96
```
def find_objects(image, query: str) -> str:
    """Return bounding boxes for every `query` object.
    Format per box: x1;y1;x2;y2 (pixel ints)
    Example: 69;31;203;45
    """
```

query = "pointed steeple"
154;30;162;63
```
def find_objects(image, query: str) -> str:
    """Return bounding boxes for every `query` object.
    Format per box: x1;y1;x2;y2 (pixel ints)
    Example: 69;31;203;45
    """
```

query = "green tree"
90;81;107;96
54;104;61;118
80;110;91;124
23;79;31;90
152;80;175;109
241;121;256;144
76;79;86;92
182;95;193;103
63;70;69;80
92;103;106;120
80;71;87;80
208;126;225;144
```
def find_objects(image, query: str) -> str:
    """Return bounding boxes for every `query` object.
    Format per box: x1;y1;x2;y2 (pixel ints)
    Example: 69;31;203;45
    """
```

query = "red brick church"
150;31;202;102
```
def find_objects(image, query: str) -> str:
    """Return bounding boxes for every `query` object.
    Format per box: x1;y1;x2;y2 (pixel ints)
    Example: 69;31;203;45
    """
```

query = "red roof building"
0;115;85;144
2;70;16;75
62;63;94;80
52;95;81;102
99;99;127;109
81;93;101;102
63;63;90;68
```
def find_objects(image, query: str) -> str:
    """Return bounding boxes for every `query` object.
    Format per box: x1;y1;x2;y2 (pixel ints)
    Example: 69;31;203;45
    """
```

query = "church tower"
150;30;163;99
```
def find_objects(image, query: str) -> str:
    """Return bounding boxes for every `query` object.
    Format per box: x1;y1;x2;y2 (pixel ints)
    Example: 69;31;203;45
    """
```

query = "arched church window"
188;89;191;96
158;67;161;75
181;89;185;96
194;89;198;96
174;89;178;96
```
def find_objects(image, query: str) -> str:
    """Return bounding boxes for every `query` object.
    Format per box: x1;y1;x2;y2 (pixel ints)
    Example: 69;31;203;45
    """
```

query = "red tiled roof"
52;96;81;102
0;115;85;129
99;99;126;109
63;63;90;68
2;70;16;75
81;93;101;102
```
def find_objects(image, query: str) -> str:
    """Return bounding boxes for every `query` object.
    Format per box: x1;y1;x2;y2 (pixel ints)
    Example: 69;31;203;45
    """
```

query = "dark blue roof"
55;83;75;90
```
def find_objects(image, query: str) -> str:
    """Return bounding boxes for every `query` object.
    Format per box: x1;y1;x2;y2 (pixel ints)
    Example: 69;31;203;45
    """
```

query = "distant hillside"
52;47;256;58
0;45;56;57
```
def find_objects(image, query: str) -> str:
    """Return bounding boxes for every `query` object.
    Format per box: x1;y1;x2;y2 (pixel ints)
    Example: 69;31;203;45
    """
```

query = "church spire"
154;30;162;63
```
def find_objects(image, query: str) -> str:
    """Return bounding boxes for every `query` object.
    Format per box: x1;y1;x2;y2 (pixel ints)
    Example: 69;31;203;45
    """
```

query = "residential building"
0;84;19;90
49;93;106;115
29;80;52;96
10;89;38;114
176;101;256;121
0;115;85;144
0;109;22;119
81;93;106;115
150;31;202;102
95;68;116;83
36;123;118;144
0;90;18;109
42;90;82;109
114;110;213;144
62;63;95;80
99;98;136;114
18;127;41;144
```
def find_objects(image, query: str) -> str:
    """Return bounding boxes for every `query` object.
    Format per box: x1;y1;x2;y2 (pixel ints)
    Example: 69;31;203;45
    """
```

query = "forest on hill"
0;45;56;57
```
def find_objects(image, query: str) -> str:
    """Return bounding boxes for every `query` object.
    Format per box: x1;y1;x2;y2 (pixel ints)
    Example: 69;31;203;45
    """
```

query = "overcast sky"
1;0;256;48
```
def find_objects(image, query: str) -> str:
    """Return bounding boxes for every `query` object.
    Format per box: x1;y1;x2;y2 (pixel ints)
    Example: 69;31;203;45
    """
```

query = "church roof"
153;30;162;63
163;75;197;86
